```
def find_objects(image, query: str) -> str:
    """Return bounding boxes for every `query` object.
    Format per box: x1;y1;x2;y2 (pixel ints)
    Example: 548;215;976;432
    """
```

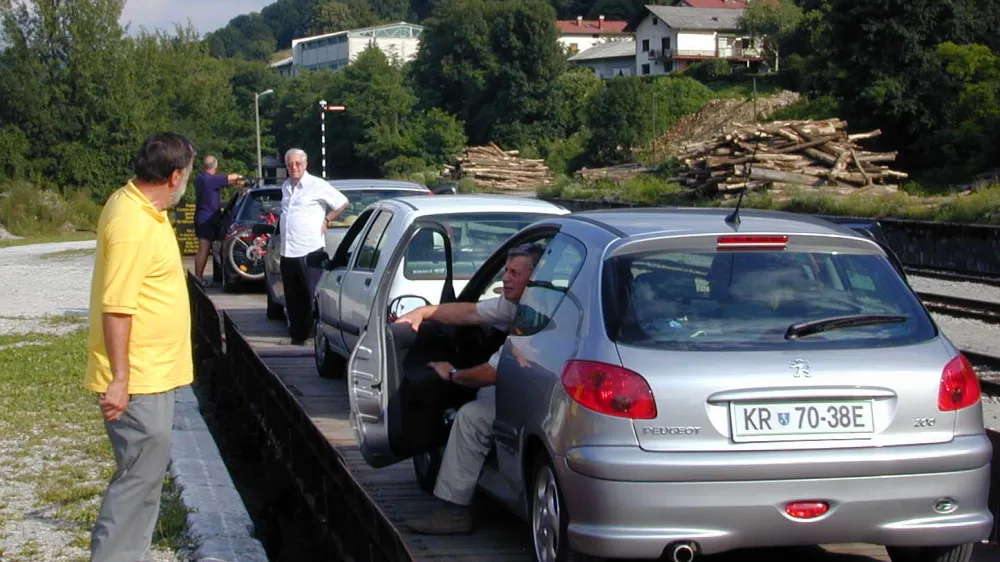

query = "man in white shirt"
393;242;543;535
279;148;348;345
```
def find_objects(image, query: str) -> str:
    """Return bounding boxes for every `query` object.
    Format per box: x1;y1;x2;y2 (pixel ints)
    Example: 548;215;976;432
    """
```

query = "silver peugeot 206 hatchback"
348;207;992;562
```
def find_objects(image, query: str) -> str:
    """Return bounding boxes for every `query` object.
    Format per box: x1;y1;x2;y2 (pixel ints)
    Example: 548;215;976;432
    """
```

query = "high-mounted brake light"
938;354;981;411
716;235;788;251
561;360;657;420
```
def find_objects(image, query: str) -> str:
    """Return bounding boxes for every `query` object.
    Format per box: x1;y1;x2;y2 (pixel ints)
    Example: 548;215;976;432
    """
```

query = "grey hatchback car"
347;208;991;562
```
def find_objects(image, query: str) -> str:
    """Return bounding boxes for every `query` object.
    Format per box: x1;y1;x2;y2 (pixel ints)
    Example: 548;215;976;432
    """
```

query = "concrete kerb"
171;385;269;562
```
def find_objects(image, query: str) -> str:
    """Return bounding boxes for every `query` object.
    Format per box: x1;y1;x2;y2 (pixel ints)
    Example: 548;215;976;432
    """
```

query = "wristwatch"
449;367;458;382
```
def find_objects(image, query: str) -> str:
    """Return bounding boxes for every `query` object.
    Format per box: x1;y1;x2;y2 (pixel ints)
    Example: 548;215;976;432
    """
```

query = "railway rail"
906;266;1000;288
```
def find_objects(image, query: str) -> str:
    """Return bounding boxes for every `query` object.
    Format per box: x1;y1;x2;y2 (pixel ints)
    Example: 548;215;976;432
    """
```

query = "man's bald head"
203;155;217;171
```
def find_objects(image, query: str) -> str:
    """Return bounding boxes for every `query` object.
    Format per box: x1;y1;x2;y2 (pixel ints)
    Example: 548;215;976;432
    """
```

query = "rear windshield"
237;190;282;221
604;249;936;351
404;213;547;280
329;188;425;227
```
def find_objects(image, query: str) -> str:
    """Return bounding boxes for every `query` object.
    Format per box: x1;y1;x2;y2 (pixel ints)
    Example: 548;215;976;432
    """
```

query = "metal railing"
186;271;413;561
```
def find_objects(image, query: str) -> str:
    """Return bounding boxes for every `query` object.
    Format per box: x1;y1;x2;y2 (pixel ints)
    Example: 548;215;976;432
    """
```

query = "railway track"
916;291;1000;323
905;265;1000;288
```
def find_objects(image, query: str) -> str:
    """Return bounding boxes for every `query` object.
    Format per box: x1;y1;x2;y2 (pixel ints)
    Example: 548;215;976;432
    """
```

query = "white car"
304;194;569;379
259;179;435;319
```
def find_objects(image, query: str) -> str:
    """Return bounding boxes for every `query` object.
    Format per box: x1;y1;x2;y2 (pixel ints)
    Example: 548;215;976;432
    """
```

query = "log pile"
446;143;554;191
574;163;653;183
672;118;908;197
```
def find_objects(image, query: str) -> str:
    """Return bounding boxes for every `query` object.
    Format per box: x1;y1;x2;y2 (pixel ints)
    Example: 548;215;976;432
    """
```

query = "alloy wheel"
532;464;561;562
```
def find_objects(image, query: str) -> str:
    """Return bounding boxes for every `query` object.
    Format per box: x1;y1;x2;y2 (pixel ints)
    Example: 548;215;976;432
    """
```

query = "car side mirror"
388;295;431;321
305;249;330;270
252;223;276;236
432;184;457;195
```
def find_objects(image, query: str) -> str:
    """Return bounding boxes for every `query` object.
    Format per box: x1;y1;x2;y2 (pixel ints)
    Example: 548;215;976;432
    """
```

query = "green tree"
586;77;655;164
412;0;567;147
309;1;360;34
0;0;147;198
739;0;803;72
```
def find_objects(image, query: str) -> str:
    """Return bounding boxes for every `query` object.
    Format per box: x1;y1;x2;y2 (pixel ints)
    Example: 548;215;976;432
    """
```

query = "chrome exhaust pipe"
670;542;696;562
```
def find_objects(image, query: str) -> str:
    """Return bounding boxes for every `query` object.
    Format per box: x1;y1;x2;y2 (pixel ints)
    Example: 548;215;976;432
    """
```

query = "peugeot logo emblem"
789;359;811;378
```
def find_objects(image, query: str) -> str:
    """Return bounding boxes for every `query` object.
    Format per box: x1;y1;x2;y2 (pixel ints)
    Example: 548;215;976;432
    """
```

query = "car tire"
211;256;222;283
314;315;344;379
221;265;235;293
885;544;974;562
529;453;603;562
266;290;284;320
412;446;443;495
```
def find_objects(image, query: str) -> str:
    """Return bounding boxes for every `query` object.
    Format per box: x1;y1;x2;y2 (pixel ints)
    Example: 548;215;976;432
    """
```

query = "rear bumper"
555;439;993;559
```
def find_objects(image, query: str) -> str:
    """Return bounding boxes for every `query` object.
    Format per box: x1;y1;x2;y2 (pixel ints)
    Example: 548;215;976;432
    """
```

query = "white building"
290;22;424;76
569;40;636;78
270;56;294;78
632;5;762;76
556;16;631;55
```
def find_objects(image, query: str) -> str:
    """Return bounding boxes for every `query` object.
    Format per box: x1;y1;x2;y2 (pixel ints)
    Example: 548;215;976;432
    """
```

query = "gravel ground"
0;240;179;562
909;274;1000;303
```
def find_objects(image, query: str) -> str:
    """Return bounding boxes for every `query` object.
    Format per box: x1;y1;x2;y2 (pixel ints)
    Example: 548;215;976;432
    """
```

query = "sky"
119;0;272;36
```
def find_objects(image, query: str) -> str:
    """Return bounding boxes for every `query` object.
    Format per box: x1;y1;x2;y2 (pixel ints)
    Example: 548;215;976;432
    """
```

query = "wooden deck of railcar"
192;260;982;562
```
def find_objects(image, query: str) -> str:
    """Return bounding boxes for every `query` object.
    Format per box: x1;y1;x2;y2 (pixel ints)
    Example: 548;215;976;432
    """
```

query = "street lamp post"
254;88;274;187
318;100;346;179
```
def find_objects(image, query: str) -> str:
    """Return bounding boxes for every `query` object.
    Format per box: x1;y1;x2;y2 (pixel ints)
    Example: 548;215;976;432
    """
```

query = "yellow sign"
170;204;199;255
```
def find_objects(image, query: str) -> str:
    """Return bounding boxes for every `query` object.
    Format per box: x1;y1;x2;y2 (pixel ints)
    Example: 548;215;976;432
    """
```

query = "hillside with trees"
3;0;1000;239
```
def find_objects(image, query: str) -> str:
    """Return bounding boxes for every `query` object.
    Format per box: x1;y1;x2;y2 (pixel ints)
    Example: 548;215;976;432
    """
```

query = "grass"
37;247;95;260
0;231;95;249
0;328;189;557
704;79;782;99
538;175;1000;225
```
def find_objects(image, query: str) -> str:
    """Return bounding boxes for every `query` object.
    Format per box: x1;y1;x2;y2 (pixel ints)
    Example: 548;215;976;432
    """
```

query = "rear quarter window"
604;249;936;351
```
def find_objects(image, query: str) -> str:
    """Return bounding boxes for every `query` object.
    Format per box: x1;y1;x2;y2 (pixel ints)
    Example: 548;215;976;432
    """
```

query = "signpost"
170;203;199;255
318;100;346;179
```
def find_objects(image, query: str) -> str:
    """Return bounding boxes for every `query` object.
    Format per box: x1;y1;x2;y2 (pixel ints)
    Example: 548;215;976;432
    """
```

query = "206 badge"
789;358;811;378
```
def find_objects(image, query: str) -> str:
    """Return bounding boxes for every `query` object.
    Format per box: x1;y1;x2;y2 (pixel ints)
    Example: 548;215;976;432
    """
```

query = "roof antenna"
725;81;762;230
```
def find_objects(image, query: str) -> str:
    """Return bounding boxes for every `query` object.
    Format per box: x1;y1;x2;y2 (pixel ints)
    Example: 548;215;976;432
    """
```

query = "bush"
686;59;732;82
0;181;101;237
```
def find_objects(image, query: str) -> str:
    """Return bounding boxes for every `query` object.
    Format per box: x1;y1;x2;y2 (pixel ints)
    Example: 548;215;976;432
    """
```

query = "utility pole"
318;100;346;179
254;89;274;187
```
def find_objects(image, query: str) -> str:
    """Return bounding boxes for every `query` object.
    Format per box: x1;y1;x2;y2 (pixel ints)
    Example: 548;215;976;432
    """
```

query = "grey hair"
507;243;543;268
203;155;217;169
285;148;307;162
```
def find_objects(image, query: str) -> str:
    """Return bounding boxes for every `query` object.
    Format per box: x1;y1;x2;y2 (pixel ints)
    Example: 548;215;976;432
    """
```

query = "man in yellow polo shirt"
85;132;196;562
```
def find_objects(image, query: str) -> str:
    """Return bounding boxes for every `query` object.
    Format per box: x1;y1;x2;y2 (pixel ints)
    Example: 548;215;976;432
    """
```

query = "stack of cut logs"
447;143;554;191
672;118;908;196
574;163;653;183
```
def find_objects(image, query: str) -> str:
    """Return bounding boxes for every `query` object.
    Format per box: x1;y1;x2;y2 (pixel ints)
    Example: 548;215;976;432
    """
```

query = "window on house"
641;63;650;75
662;37;671;51
641;39;649;52
653;17;658;25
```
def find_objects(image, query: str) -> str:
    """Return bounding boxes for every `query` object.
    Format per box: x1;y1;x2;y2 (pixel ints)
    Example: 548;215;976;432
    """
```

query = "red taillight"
716;234;788;251
785;501;829;519
560;360;657;420
938;354;981;411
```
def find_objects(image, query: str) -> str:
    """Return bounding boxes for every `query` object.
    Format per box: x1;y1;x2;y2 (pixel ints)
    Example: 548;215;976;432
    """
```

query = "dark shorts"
194;215;219;241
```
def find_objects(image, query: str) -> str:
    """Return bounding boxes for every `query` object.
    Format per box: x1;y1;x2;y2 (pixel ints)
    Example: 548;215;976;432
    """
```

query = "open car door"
347;219;479;468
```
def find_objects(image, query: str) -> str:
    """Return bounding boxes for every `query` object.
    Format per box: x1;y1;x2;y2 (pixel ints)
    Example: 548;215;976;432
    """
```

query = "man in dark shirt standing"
193;155;242;286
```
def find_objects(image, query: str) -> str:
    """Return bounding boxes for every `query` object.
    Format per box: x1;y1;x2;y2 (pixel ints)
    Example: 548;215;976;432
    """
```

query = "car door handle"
364;278;371;287
335;275;342;283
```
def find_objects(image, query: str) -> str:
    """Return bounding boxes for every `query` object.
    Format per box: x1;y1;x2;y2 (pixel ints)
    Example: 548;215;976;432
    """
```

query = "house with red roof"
675;0;747;8
556;15;631;55
630;5;763;76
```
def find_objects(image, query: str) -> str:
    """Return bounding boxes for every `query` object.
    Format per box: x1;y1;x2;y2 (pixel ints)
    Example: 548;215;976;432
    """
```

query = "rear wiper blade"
784;314;909;340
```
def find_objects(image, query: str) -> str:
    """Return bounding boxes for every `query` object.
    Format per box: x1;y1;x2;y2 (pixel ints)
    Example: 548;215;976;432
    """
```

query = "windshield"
237;190;282;221
604;249;936;351
328;188;427;227
404;213;550;280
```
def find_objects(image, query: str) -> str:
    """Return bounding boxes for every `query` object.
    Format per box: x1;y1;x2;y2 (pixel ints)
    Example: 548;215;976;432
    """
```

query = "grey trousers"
434;386;496;506
90;390;176;562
